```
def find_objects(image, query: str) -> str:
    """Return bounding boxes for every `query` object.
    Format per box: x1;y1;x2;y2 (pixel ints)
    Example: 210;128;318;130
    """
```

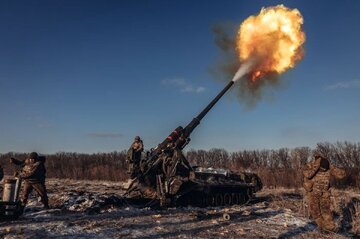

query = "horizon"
1;140;357;155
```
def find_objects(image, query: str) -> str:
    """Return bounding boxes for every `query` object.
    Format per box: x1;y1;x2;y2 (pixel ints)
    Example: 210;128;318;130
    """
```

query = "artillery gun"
125;80;262;207
0;177;23;220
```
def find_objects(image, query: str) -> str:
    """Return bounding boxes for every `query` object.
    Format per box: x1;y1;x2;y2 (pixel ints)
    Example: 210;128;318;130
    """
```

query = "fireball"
237;5;306;82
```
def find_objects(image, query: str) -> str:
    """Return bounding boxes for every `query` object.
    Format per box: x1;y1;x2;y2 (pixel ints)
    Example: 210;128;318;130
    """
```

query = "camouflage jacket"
303;158;346;192
0;165;3;181
132;141;143;152
127;141;143;163
20;161;46;183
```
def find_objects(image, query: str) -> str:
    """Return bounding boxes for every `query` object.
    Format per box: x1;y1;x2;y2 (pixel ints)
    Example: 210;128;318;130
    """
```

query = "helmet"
134;136;141;141
29;152;39;160
314;152;325;159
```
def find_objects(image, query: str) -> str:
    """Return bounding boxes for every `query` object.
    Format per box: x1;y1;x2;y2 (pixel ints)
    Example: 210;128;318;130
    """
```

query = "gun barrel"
154;80;235;154
183;80;235;137
197;80;234;121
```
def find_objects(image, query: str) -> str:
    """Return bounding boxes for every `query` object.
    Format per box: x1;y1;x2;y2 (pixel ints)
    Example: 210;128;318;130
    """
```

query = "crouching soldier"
303;153;346;232
10;152;49;209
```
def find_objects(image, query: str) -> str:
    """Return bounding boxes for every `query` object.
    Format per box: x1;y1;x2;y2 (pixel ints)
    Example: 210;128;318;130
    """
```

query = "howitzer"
126;80;262;207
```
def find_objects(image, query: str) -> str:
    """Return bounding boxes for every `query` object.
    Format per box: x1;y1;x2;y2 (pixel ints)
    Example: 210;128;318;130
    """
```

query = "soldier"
10;152;49;209
126;136;144;179
303;153;346;232
0;165;3;181
161;143;192;179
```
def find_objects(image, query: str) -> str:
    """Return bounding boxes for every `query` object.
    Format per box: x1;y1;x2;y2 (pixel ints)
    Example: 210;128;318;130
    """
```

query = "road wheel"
215;193;223;206
232;193;239;205
223;193;232;206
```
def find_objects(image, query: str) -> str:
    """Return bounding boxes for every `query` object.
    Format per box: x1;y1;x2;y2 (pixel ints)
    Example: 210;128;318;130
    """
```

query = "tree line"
1;141;359;189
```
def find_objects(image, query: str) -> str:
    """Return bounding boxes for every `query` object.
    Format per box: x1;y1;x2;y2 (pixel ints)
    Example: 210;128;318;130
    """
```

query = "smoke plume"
211;5;305;108
211;23;278;108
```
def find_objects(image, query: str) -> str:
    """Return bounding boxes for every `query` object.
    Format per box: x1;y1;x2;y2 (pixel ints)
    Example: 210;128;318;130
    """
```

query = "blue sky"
0;0;359;153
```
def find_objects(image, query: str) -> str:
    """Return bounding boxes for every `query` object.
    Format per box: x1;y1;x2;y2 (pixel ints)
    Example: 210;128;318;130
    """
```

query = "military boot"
314;217;324;229
323;222;337;232
322;213;337;232
42;199;50;209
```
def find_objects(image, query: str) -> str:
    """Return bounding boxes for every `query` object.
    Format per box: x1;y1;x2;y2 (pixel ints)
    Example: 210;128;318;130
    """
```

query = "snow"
0;179;358;239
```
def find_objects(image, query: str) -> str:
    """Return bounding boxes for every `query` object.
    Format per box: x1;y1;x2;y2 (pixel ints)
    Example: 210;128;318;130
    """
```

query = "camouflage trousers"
308;190;336;231
128;161;141;179
21;181;49;208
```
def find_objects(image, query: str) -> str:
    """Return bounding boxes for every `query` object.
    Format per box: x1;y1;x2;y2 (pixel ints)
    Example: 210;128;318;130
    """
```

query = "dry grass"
257;188;306;215
351;200;360;234
332;189;360;235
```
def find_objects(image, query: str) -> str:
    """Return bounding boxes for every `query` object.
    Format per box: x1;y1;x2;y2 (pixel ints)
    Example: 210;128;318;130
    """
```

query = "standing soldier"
0;165;3;181
126;136;144;179
303;153;346;231
10;152;49;209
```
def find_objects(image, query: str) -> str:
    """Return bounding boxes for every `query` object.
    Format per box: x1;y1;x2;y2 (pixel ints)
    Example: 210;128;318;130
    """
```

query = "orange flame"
237;5;306;82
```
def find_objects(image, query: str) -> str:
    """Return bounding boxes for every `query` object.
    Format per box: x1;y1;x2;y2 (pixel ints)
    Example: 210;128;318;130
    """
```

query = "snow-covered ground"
0;179;359;239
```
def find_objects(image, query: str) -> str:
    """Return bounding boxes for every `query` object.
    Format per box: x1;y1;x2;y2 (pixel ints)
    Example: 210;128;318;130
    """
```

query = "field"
1;179;359;239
